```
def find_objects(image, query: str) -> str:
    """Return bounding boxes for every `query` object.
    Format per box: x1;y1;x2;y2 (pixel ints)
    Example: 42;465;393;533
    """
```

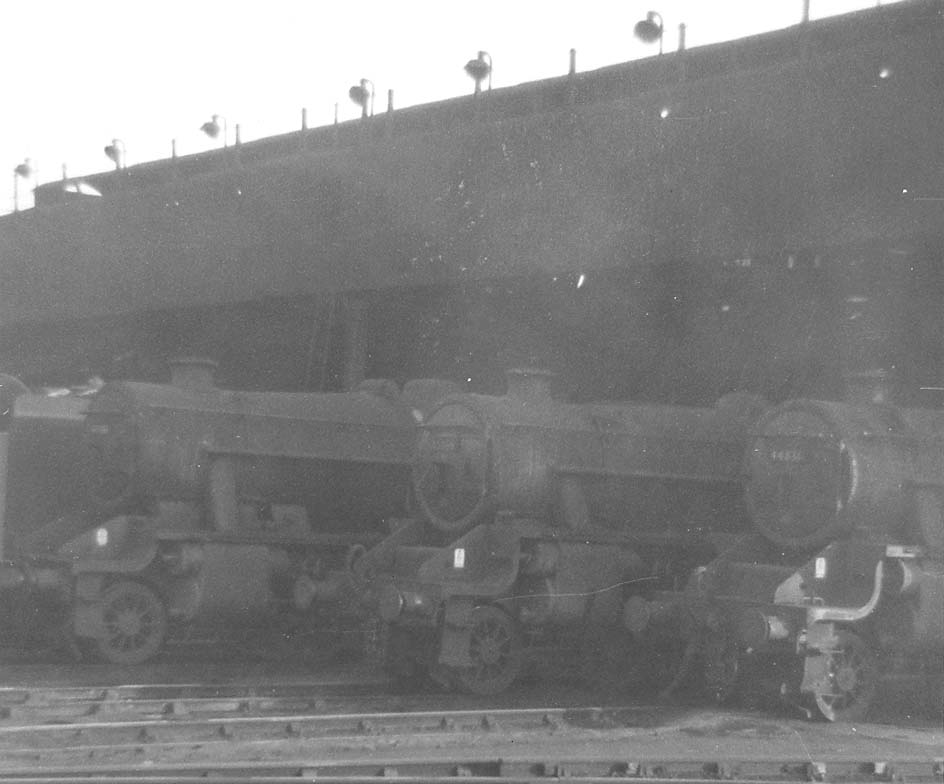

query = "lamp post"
103;139;125;170
12;159;32;212
200;114;228;147
464;51;492;94
348;79;374;118
634;11;664;55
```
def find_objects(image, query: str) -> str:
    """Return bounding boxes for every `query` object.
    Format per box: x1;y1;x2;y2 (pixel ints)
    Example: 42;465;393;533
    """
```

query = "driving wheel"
456;605;522;695
94;580;167;665
811;629;878;722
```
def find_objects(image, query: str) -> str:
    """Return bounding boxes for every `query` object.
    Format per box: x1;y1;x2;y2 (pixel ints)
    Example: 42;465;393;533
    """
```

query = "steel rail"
0;756;940;783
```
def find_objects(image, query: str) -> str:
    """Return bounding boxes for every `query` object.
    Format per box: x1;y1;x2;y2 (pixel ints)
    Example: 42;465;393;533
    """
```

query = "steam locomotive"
363;369;771;695
0;361;456;664
366;372;944;721
636;395;944;721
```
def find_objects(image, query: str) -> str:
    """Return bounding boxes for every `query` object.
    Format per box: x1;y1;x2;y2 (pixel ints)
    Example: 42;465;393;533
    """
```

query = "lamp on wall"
12;158;33;212
634;11;665;54
103;139;126;170
348;79;375;118
464;51;492;94
200;114;228;147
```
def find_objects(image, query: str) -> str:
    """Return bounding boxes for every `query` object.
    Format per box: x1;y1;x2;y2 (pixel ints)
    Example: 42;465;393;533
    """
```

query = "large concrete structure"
1;0;941;403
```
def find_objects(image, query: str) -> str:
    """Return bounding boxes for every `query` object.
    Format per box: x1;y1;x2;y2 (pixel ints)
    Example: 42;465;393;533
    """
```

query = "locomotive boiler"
0;361;457;664
82;360;429;533
414;368;766;537
366;369;770;694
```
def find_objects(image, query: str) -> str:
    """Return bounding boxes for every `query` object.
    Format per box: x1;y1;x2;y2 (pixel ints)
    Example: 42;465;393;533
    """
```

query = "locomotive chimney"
169;358;217;391
505;368;555;403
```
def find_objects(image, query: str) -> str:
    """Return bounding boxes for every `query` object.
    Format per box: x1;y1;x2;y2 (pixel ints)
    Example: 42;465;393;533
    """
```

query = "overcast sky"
1;0;896;213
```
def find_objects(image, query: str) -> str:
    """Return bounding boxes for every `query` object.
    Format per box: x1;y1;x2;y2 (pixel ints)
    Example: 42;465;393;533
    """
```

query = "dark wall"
2;2;942;324
0;1;941;403
2;237;938;407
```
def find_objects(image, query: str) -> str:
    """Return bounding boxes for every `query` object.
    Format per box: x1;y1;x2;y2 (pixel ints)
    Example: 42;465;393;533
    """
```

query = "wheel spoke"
812;629;877;722
455;605;522;695
93;581;167;665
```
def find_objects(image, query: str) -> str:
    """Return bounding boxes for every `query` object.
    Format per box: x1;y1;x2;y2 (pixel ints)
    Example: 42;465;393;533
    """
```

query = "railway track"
0;758;941;784
0;679;388;722
0;669;939;783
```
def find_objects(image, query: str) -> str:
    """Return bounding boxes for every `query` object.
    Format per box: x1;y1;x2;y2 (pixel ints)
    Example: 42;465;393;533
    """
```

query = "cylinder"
735;608;793;649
